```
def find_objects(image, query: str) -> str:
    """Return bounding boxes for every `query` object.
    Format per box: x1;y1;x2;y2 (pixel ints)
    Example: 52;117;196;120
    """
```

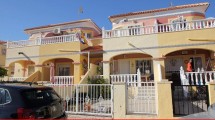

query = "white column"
157;64;162;82
137;68;141;87
103;61;110;83
87;52;90;69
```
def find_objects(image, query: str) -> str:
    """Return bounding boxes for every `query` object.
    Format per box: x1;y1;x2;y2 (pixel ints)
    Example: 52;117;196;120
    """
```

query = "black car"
0;82;67;119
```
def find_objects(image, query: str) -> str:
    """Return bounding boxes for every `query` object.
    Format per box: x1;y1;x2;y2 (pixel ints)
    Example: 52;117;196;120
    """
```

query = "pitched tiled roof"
109;2;209;19
24;19;101;31
0;40;6;44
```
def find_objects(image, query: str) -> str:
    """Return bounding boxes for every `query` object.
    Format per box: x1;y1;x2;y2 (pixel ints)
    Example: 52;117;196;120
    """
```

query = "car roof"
0;83;52;90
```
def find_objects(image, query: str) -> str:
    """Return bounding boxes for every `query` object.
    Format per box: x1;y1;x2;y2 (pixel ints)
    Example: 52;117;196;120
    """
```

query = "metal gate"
172;85;209;116
127;82;157;114
45;84;113;116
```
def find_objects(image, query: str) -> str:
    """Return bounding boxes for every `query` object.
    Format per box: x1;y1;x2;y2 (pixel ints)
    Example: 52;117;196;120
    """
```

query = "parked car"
0;82;67;119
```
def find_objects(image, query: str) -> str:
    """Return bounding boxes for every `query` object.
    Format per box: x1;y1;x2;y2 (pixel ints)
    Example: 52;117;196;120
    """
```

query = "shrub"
0;67;7;77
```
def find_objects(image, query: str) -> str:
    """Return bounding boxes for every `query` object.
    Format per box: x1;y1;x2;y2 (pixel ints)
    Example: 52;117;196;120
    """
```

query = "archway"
41;58;74;83
110;53;153;80
8;60;35;80
165;48;214;85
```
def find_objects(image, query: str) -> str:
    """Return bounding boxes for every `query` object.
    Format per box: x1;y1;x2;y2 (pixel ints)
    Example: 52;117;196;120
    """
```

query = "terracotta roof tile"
0;40;6;44
109;2;209;19
24;19;101;31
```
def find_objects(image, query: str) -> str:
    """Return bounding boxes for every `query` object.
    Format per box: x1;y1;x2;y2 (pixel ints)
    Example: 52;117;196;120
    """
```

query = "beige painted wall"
6;46;40;66
103;34;159;60
158;28;215;56
0;44;6;67
14;62;24;77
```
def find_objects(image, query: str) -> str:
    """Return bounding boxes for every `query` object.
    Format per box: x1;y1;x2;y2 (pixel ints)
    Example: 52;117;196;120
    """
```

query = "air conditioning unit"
119;18;128;23
53;28;61;34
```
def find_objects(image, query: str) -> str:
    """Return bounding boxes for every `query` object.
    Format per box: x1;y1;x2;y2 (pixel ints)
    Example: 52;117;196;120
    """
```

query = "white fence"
103;18;215;38
127;82;157;114
9;77;27;81
52;76;74;85
44;84;113;116
41;34;78;45
180;67;215;85
110;69;141;86
7;34;78;48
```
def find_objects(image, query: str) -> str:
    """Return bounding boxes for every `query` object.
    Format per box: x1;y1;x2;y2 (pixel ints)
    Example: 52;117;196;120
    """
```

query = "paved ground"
182;103;215;118
68;114;112;119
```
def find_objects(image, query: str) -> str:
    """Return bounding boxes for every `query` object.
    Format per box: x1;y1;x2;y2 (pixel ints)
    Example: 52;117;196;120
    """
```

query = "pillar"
157;80;173;118
73;63;81;84
103;61;110;83
208;82;215;106
113;83;126;118
152;58;166;81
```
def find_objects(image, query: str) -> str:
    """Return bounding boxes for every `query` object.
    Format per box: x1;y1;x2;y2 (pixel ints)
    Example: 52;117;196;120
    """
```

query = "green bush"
0;67;7;77
87;77;107;84
96;66;103;75
87;77;111;99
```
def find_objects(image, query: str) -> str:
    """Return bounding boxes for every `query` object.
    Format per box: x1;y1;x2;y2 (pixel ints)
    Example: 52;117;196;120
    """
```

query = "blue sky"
0;0;214;41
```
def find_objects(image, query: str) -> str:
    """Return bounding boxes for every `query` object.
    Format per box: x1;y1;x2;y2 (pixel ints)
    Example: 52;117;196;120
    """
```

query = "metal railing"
103;18;215;38
127;81;157;114
172;85;209;115
44;84;113;116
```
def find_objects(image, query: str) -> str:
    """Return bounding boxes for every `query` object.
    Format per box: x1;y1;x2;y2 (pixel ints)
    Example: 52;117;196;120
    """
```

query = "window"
192;57;202;71
21;89;61;107
84;33;92;39
136;60;153;75
57;64;70;76
86;33;92;39
0;88;12;105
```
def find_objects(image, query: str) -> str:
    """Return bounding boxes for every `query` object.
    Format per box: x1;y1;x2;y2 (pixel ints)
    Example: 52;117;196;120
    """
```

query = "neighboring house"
0;40;6;67
6;19;102;83
103;2;215;83
7;3;215;84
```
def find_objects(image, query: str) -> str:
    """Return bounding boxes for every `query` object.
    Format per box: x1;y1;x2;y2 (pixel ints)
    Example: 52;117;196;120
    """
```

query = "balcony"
7;34;78;48
103;18;215;38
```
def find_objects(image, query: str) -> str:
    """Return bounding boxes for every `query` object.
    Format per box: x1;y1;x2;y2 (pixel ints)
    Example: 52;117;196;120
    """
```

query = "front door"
118;60;130;74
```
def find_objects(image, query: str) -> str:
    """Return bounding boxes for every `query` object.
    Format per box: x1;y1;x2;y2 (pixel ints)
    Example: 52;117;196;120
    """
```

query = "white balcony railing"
7;34;78;48
103;18;215;38
52;76;74;85
41;34;78;45
110;69;142;86
9;77;27;81
180;67;215;85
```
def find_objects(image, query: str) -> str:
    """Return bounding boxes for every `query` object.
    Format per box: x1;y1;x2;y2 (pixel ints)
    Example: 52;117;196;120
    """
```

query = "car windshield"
21;88;61;107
